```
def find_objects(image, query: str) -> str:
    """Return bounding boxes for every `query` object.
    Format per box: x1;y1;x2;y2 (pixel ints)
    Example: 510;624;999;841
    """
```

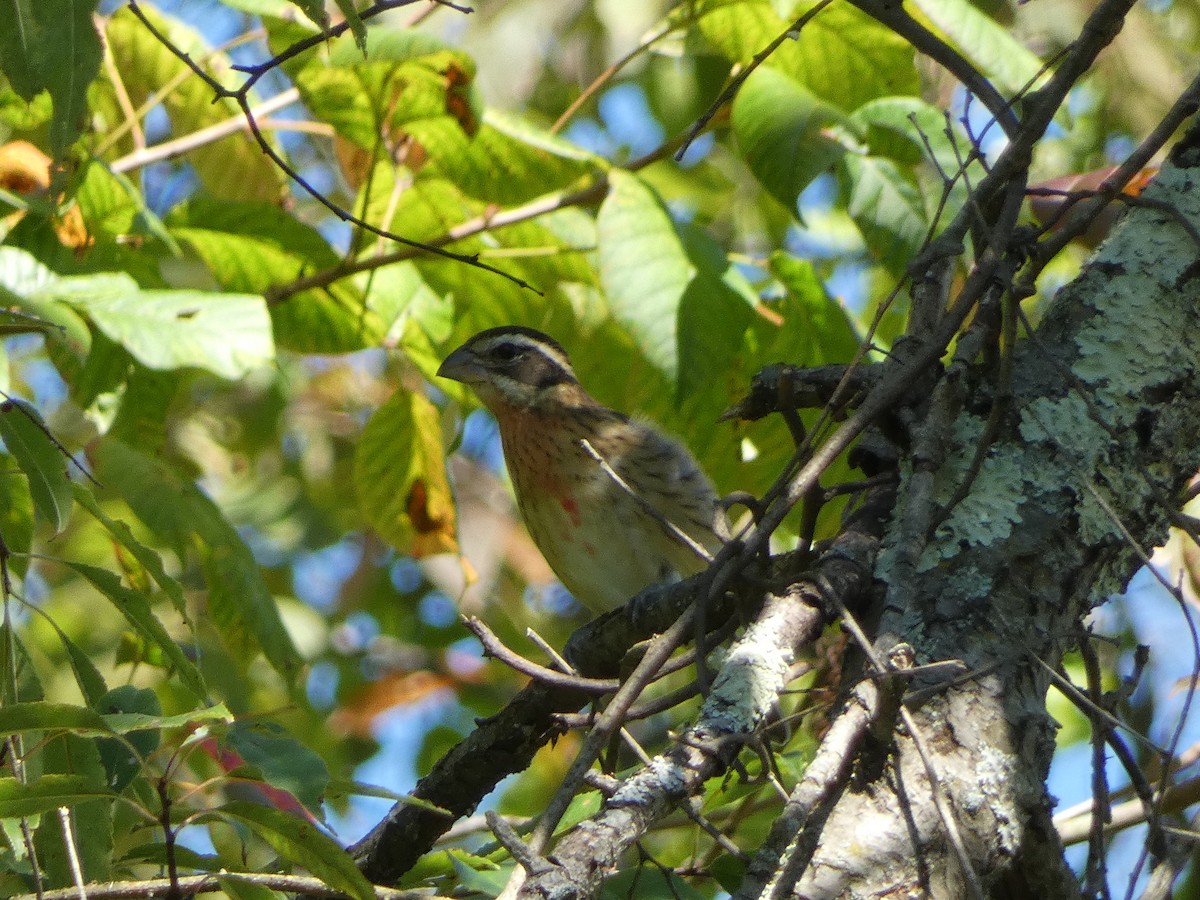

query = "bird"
437;326;728;614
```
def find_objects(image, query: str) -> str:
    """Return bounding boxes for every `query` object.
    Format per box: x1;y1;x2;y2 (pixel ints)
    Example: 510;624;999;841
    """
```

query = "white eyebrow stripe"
479;334;574;375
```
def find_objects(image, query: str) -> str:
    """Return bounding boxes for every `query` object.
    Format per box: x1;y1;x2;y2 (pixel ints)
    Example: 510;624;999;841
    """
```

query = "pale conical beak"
436;345;485;384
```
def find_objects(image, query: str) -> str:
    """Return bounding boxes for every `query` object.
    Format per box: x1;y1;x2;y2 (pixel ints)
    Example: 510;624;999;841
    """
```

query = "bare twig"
12;873;434;900
463;616;620;694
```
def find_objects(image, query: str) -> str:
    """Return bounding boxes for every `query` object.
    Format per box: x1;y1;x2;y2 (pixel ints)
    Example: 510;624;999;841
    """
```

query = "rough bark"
791;127;1200;898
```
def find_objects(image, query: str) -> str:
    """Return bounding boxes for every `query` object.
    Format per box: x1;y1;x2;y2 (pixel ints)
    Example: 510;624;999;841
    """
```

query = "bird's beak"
436;345;485;384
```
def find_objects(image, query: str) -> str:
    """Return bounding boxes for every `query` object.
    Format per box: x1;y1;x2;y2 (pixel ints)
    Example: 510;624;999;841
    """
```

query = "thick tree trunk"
793;130;1200;897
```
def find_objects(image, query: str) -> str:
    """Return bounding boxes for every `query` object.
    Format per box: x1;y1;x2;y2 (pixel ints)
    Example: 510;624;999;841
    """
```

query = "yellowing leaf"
354;390;457;558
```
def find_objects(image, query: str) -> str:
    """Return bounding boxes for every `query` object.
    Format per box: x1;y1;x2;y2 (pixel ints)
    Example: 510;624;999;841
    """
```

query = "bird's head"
437;326;584;413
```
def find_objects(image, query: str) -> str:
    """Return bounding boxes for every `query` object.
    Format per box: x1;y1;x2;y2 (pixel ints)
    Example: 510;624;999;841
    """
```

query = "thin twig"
12;873;433;900
552;22;675;134
463;616;619;694
676;0;837;160
110;88;303;174
57;807;88;899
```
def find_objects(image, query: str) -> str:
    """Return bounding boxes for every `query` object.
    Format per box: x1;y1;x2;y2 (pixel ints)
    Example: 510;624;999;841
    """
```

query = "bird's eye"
491;342;522;362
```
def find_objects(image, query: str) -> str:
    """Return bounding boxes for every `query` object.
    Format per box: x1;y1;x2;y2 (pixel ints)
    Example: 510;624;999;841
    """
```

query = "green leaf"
848;97;969;174
0;701;110;737
907;0;1047;97
32;734;113;886
100;6;284;201
848;97;982;226
0;623;44;705
764;252;862;365
65;285;275;380
697;0;918;111
732;66;848;212
215;875;289;900
597;171;695;385
0;247;93;368
597;173;754;397
74;484;188;618
289;25;479;153
168;199;384;353
75;161;141;239
102;703;231;734
449;852;511;895
94;686;160;793
224;721;330;817
63;562;208;700
0;0;103;159
0;774;113;818
0;398;73;534
48;619;110;709
287;0;329;27
838;153;930;273
0;450;35;579
419;111;601;206
675;223;756;399
355;390;458;557
331;0;367;52
324;778;450;815
107;365;178;455
212;801;377;900
94;440;303;684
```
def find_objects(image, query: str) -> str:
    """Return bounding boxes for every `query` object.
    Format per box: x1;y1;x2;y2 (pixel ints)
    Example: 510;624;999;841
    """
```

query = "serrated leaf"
733;66;848;213
0;398;73;534
212;801;376;900
74;485;188;618
94;685;160;793
94;440;302;684
839;153;930;273
63;561;208;700
355;390;457;557
0;450;34;579
224;721;330;817
0;701;110;737
0;775;113;818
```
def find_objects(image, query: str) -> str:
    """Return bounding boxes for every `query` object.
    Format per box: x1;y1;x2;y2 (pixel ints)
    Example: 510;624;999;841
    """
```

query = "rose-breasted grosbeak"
438;326;728;614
